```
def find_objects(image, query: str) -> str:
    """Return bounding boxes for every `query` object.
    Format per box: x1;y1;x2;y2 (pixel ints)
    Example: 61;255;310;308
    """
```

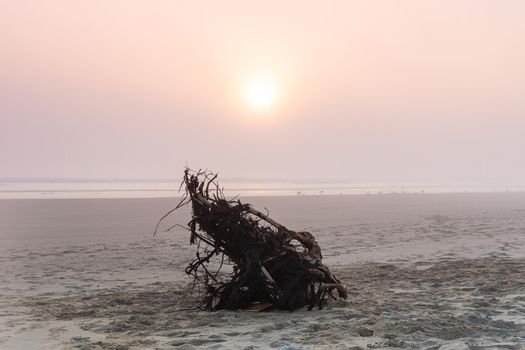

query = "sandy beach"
1;193;524;349
4;1;525;348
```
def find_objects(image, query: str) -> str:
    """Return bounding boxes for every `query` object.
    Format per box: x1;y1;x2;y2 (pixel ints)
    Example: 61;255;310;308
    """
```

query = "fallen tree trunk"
156;168;347;311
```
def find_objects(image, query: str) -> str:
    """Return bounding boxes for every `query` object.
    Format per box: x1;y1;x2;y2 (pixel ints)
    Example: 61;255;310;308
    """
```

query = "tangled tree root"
155;168;347;311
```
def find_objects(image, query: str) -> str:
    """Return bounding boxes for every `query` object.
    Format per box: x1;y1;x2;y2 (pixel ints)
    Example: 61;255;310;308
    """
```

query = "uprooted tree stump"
155;168;347;311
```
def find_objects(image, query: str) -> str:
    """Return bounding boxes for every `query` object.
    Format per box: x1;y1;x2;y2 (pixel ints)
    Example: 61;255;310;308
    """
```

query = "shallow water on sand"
1;193;524;349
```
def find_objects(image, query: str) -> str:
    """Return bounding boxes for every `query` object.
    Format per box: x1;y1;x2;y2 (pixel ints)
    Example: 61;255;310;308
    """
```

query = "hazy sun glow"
243;75;280;111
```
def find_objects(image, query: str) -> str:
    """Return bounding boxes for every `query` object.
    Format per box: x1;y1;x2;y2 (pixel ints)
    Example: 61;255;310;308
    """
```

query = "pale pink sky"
1;1;524;183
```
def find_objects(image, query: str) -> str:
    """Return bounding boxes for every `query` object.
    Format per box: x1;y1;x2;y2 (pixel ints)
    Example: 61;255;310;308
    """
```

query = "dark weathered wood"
157;168;347;311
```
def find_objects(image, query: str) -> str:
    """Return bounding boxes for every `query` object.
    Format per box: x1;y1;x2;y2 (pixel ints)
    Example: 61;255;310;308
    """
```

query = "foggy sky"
1;1;524;184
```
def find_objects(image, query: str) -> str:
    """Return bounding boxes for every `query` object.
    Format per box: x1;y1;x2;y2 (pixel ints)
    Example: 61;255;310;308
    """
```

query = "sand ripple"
7;257;523;349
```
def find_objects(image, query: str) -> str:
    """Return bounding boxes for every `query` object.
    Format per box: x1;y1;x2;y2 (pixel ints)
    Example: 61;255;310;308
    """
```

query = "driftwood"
156;168;347;311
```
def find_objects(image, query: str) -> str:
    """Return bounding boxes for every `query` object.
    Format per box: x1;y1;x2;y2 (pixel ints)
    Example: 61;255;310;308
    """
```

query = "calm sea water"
1;180;523;199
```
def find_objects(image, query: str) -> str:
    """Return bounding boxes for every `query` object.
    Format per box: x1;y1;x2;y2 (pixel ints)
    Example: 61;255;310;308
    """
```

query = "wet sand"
1;193;524;349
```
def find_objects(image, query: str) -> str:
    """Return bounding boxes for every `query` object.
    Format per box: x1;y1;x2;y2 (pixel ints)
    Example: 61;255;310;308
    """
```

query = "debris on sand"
155;168;347;311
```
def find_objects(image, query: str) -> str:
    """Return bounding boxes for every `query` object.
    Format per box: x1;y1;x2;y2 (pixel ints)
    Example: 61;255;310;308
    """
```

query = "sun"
243;74;280;111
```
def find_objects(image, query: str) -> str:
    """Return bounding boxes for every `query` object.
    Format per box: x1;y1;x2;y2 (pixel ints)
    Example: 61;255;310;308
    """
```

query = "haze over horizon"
2;1;524;185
